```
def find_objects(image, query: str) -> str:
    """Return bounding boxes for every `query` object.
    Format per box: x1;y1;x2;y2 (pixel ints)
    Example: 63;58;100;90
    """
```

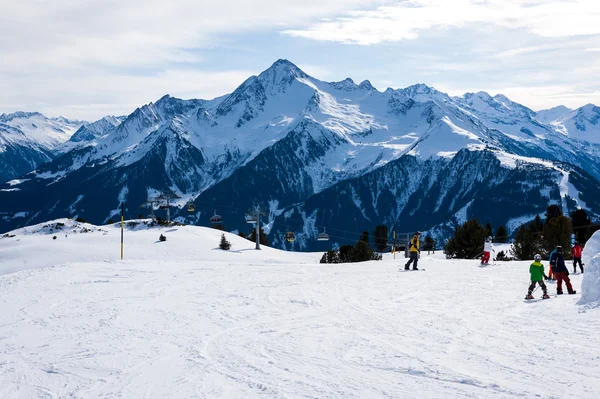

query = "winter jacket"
529;260;545;281
550;251;568;273
572;245;583;258
484;241;493;252
409;236;420;253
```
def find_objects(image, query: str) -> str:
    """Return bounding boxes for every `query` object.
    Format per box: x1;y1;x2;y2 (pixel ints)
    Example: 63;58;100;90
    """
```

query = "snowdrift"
579;231;600;307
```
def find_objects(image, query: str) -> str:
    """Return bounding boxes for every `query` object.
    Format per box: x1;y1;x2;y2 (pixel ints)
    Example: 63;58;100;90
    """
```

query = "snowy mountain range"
1;59;599;249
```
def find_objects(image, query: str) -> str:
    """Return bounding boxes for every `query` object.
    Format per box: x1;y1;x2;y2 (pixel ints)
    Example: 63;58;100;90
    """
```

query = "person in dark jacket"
549;246;576;295
571;242;584;274
404;232;421;270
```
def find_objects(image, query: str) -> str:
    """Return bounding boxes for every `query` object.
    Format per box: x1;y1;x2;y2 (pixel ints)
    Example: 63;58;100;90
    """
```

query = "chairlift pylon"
245;214;257;224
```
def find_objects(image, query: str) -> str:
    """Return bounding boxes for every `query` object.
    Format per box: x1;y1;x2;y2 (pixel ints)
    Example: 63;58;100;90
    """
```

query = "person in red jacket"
571;242;584;274
550;246;576;295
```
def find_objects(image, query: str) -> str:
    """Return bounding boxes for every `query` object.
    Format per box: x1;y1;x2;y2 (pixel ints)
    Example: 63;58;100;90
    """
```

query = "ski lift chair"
285;231;296;242
210;212;223;224
245;214;257;224
187;203;195;212
317;231;329;241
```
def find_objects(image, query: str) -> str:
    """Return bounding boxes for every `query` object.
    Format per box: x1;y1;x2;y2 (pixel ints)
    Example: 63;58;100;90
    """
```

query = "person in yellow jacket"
404;232;421;270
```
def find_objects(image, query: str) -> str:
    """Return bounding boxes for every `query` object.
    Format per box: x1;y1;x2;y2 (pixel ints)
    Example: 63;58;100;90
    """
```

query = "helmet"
534;254;542;261
415;231;421;236
556;245;563;253
486;236;492;242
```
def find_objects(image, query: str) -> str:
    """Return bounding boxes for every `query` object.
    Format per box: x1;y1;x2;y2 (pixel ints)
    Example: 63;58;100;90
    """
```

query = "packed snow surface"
0;220;599;398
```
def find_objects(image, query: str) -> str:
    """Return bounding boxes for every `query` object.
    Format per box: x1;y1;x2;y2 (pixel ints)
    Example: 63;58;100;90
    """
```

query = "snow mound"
10;218;107;236
579;231;600;308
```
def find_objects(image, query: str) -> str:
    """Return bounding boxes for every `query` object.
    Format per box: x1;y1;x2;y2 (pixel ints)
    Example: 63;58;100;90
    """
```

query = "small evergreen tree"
495;225;508;243
353;240;375;262
219;233;231;250
444;219;488;259
238;231;247;239
511;225;534;260
495;250;510;261
338;245;354;263
373;224;389;252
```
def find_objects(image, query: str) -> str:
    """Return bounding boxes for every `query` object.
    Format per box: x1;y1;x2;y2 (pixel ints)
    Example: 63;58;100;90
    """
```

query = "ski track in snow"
0;226;599;398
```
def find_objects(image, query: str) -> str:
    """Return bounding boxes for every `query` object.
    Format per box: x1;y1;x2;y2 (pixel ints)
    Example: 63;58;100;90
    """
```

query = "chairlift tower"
246;206;266;250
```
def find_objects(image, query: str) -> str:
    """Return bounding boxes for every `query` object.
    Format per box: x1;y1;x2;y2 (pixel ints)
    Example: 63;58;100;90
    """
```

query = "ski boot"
557;290;563;295
413;267;419;271
542;293;550;299
525;294;534;300
568;290;577;295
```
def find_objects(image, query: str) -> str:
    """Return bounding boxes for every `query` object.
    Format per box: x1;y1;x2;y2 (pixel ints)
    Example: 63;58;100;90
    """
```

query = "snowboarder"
525;254;550;300
571;242;584;274
549;246;576;295
405;232;420;270
481;236;493;265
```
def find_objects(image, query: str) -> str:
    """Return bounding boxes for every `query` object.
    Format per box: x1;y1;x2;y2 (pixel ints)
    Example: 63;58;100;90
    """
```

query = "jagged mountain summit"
1;59;599;248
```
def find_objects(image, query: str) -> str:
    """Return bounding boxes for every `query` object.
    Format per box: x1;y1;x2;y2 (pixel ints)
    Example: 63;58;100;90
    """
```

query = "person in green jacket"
525;254;550;300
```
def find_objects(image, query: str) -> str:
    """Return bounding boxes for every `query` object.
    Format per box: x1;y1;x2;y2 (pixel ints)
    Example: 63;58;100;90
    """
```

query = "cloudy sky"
2;0;599;120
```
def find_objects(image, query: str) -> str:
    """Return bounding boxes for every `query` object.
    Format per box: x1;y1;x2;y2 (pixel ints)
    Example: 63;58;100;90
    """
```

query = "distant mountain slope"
1;59;599;248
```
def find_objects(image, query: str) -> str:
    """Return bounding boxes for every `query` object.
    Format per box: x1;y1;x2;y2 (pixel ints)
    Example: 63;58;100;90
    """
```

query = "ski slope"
0;220;599;398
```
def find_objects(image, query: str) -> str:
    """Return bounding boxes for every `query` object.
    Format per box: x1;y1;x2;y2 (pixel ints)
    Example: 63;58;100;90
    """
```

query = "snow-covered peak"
256;59;309;95
330;78;358;91
536;105;572;124
555;103;600;143
358;80;376;91
0;111;84;150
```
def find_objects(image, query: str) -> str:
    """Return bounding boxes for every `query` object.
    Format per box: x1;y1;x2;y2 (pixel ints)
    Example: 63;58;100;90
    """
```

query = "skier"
481;236;493;265
404;231;421;270
549;245;576;295
571;242;584;274
545;247;557;281
525;254;550;300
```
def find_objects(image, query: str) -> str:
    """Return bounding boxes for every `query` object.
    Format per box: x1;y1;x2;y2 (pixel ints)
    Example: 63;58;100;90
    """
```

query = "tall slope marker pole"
120;202;124;260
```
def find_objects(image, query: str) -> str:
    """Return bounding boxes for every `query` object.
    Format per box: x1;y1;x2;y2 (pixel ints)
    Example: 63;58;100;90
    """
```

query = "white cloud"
0;0;388;119
282;0;600;45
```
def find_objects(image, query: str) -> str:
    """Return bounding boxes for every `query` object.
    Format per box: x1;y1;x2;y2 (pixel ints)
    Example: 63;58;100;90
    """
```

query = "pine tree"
511;224;536;260
219;233;231;250
444;219;488;259
495;225;508;243
373;225;389;252
485;222;493;238
360;231;369;245
542;215;572;254
423;235;435;252
532;214;544;233
352;240;375;262
238;231;247;239
545;204;563;223
571;208;592;243
338;245;354;263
